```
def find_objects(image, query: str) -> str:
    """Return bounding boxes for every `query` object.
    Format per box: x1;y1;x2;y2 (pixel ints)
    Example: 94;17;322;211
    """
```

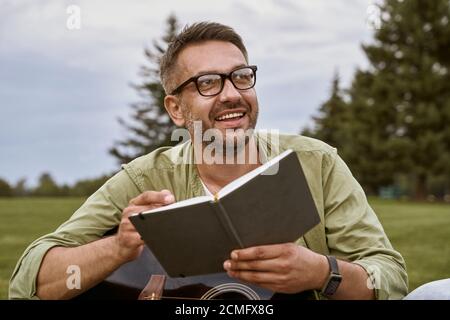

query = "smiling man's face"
167;40;259;148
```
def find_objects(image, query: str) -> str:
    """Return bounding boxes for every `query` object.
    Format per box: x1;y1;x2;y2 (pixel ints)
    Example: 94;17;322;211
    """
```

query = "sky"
0;0;376;187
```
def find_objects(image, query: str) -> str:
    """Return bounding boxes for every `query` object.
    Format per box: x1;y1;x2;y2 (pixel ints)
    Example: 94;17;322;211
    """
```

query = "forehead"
177;40;247;77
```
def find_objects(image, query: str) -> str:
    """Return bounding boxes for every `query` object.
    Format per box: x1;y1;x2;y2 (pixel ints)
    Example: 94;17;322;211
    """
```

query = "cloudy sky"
0;0;376;186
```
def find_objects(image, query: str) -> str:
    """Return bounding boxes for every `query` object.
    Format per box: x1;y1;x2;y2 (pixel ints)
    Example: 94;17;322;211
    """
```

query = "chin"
223;130;252;148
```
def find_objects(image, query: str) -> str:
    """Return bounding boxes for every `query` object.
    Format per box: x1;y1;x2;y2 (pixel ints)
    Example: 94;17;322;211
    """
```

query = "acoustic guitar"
75;244;318;300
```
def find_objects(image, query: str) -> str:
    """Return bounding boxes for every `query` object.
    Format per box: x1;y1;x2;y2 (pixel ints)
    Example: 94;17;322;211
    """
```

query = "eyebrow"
191;64;248;78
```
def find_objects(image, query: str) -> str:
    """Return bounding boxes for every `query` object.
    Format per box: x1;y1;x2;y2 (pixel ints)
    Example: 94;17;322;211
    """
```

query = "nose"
218;78;241;104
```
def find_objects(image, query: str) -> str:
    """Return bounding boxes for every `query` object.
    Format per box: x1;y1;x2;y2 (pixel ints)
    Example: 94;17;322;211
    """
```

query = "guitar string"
149;283;260;300
155;296;226;300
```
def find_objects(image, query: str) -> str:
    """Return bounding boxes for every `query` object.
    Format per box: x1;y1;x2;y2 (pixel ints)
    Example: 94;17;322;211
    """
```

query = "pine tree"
109;15;180;164
355;0;450;199
302;72;348;148
343;69;410;194
304;0;450;197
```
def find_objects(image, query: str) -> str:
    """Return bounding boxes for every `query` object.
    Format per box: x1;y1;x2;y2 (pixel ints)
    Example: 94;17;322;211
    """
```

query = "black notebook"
129;149;320;277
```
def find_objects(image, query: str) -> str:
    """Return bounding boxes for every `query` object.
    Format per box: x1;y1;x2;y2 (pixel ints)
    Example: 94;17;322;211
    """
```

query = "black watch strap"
321;255;342;297
326;255;339;274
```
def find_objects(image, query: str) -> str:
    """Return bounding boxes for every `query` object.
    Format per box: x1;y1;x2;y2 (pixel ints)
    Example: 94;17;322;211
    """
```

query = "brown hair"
160;21;249;94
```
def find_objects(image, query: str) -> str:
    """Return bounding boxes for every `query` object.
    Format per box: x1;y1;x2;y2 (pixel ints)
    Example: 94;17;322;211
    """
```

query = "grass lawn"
0;198;84;299
369;198;450;291
0;197;449;299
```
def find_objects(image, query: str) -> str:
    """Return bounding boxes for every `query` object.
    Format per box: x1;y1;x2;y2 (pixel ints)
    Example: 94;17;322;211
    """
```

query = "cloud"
0;0;377;185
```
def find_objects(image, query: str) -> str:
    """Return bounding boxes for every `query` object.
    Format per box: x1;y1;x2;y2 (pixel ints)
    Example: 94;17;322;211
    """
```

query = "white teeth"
216;112;244;121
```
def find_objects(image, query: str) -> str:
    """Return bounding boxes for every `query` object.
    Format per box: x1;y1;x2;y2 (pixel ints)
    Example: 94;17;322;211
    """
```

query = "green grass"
0;197;449;299
369;198;450;291
0;197;85;299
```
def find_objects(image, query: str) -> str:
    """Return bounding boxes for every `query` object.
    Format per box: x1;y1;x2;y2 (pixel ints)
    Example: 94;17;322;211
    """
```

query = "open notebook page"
217;149;293;198
140;195;212;214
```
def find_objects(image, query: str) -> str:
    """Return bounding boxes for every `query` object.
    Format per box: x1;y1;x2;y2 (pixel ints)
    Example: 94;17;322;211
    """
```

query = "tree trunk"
414;174;427;200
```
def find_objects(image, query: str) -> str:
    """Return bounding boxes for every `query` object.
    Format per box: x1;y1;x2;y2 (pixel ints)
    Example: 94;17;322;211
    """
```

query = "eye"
232;69;254;84
197;75;221;89
236;74;251;80
199;79;213;86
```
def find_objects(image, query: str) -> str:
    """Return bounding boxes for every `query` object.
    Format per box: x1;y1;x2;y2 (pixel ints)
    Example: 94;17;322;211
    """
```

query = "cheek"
244;92;258;113
194;100;216;121
186;104;214;123
180;95;208;119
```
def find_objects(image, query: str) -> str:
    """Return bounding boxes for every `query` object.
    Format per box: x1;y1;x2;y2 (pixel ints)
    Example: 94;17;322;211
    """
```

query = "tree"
33;172;61;197
306;0;450;197
13;178;29;197
109;14;181;164
301;71;395;194
301;72;349;148
342;69;412;194
354;0;450;198
0;178;12;197
69;174;111;197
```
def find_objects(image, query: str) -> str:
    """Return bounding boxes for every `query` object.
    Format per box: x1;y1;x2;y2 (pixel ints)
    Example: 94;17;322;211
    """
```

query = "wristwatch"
320;255;342;297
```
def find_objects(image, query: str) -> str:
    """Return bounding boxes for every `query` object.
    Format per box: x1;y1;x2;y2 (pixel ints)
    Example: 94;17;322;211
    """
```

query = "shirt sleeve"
8;169;142;299
322;151;409;300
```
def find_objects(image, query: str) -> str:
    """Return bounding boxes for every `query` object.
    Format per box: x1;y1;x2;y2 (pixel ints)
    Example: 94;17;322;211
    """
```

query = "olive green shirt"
9;133;408;299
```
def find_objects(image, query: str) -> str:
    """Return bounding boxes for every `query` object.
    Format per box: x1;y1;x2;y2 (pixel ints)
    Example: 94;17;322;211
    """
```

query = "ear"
164;95;185;127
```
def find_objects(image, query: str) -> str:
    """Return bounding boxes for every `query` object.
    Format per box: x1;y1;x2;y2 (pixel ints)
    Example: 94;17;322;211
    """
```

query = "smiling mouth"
215;112;246;121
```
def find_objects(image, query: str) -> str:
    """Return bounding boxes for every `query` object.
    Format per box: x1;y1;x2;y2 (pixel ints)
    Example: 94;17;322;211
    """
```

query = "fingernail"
164;195;174;203
223;261;231;270
231;251;238;260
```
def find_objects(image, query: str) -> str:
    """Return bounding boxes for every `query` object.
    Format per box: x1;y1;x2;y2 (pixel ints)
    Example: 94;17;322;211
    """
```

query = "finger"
117;229;145;247
231;244;286;261
223;258;284;273
120;216;140;230
129;190;174;206
121;229;144;242
131;232;145;245
129;190;175;206
227;270;280;285
123;205;160;218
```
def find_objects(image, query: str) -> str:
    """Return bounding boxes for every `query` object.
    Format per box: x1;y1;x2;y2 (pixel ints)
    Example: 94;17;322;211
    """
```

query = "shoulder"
123;140;191;173
118;140;193;192
279;133;336;154
259;131;338;164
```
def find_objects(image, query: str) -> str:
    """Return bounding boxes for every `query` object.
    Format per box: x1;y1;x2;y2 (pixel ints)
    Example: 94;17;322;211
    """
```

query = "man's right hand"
114;189;175;263
35;189;175;299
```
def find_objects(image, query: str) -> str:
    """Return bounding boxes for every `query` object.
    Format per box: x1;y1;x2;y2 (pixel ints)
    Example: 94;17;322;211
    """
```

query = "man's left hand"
223;243;328;294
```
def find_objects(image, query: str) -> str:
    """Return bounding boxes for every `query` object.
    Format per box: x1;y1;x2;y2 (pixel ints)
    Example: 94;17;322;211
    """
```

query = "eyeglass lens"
196;67;255;96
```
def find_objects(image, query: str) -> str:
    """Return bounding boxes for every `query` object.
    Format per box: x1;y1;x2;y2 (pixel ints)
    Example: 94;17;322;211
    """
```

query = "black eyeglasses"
170;65;257;97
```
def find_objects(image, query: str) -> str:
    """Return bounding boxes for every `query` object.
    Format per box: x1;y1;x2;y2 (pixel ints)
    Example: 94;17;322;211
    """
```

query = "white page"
138;195;212;214
217;149;293;198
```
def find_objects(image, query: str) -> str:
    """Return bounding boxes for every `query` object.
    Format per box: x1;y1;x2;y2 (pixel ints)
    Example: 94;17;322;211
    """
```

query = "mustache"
210;102;250;120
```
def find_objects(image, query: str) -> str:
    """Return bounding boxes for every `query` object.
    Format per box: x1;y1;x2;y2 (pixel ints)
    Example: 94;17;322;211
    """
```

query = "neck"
195;135;262;192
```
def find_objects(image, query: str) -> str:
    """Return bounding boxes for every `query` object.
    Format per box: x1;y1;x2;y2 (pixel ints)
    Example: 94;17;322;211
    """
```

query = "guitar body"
75;246;317;300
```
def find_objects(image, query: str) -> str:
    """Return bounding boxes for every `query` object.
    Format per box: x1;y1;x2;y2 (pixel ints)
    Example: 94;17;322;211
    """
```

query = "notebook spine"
209;200;244;249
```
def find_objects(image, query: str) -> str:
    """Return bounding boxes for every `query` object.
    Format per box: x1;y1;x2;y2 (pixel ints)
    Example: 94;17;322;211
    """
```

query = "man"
9;22;408;300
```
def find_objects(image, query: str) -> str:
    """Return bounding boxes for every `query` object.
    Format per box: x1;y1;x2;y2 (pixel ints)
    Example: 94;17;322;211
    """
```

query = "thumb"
160;189;175;204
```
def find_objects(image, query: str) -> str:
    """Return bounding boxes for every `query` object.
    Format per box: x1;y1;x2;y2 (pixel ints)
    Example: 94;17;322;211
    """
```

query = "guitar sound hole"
200;283;261;300
211;291;251;300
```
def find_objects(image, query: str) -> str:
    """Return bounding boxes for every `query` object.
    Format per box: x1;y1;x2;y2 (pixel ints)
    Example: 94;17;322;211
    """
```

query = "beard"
180;99;259;154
